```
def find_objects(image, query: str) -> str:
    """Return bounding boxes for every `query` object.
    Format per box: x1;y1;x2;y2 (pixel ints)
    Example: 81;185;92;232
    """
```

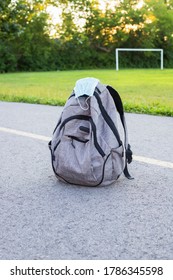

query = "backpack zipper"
58;115;105;157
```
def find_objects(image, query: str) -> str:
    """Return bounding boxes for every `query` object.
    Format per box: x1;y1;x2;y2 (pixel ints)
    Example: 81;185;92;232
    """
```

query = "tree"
0;0;20;71
144;0;173;67
1;0;173;71
0;0;54;72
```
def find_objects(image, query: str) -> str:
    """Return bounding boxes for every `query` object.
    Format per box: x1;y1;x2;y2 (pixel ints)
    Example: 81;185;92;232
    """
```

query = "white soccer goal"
115;48;164;71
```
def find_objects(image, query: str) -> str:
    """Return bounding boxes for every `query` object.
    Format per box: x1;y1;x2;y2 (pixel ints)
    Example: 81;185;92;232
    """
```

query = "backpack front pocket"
52;135;104;186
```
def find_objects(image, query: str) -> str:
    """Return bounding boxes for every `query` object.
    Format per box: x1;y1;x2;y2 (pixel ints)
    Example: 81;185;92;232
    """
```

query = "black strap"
93;91;122;146
124;164;134;180
106;85;134;180
106;85;125;130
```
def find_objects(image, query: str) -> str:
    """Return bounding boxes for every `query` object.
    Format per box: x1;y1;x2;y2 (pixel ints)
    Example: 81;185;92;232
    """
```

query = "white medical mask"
74;77;99;98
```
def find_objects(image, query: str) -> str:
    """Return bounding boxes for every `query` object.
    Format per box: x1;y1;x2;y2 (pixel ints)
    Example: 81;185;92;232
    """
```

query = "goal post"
115;48;164;71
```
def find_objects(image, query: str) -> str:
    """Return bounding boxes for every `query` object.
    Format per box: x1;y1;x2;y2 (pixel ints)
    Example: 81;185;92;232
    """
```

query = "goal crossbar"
115;48;164;70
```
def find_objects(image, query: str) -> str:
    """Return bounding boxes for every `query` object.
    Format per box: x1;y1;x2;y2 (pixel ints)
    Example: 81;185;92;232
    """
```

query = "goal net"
115;48;164;70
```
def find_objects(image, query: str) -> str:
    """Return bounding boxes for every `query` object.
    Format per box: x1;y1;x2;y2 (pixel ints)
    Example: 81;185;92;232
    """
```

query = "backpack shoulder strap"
106;85;134;180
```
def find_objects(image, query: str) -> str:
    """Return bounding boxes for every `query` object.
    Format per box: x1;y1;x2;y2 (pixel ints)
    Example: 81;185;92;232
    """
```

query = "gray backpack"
48;79;133;186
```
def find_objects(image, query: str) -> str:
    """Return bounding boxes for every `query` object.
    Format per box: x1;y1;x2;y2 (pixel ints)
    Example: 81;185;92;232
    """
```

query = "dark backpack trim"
53;117;62;134
106;85;134;180
93;91;122;146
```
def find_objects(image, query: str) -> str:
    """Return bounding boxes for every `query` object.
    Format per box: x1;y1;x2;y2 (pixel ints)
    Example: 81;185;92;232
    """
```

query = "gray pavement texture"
0;101;173;260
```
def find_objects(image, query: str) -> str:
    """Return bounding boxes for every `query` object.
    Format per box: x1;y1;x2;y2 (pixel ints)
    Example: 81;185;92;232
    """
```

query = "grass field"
0;69;173;116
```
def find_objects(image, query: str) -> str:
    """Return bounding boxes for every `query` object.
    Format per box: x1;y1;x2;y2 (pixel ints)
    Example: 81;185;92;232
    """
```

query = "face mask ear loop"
77;96;90;111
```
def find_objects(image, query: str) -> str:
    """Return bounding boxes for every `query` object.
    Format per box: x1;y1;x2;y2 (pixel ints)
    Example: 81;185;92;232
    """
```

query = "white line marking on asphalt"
1;126;173;169
0;127;50;142
133;155;173;169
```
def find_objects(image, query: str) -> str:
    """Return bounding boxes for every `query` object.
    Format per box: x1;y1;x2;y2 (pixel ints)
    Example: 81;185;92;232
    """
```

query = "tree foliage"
0;0;173;72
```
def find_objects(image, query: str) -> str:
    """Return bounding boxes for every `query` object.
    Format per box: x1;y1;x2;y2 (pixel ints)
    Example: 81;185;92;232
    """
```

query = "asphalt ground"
0;101;173;260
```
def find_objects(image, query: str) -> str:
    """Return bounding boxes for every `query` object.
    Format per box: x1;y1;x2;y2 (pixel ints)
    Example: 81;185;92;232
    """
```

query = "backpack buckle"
126;144;133;164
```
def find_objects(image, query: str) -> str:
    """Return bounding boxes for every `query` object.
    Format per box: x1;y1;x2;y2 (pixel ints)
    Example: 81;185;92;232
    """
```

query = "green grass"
0;69;173;116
